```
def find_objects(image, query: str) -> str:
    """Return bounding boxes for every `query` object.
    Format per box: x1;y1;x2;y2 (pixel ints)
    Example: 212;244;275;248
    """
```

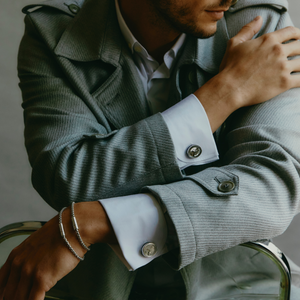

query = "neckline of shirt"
115;0;186;71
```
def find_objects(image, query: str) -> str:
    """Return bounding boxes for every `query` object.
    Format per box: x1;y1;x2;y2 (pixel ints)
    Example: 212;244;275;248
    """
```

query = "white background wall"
0;0;300;263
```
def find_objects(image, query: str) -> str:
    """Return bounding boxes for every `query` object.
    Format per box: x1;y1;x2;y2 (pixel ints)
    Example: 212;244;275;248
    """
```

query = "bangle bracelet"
71;202;90;251
59;207;84;261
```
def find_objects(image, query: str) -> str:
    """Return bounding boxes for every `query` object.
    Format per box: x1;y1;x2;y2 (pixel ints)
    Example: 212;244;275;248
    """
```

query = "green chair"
0;221;291;300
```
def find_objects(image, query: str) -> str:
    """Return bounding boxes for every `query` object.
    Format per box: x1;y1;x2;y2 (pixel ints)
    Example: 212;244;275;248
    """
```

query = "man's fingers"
288;58;300;73
271;26;300;44
3;268;21;300
28;284;46;300
0;263;10;299
14;272;34;300
285;40;300;57
230;16;263;46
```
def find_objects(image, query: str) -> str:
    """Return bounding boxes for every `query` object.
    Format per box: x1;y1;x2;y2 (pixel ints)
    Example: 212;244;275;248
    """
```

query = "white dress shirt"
99;0;219;272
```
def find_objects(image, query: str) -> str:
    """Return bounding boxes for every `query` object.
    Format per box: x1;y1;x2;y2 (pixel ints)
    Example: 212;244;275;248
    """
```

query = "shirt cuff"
162;94;219;169
99;194;168;271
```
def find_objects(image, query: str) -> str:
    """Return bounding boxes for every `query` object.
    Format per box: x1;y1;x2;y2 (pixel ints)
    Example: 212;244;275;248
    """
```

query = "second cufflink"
187;145;202;159
141;242;157;258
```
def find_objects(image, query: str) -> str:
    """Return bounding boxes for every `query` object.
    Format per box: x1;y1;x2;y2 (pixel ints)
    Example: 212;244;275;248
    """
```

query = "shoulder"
225;0;291;38
229;0;288;13
20;0;87;49
22;0;86;17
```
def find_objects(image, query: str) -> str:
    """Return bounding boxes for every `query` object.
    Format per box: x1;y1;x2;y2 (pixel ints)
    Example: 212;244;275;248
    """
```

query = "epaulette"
22;0;86;17
229;0;288;13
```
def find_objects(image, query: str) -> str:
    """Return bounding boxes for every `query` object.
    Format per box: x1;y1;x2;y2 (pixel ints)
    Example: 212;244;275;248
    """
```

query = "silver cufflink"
141;242;157;258
187;145;202;159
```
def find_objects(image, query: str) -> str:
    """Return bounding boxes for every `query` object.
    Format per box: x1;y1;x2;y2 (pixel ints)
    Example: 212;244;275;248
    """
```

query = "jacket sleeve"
144;8;300;269
18;14;183;211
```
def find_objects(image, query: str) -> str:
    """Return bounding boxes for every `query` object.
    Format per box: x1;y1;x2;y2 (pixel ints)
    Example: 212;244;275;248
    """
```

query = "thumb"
231;16;263;46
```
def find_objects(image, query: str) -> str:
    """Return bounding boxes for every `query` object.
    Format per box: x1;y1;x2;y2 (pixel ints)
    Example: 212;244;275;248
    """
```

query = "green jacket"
19;0;300;298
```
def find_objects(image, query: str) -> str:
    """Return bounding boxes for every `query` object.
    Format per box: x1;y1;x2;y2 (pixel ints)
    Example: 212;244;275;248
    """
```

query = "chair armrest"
0;221;45;244
241;240;291;300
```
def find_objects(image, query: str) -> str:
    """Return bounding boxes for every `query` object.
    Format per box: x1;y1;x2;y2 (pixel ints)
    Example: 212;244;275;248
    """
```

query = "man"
1;0;300;299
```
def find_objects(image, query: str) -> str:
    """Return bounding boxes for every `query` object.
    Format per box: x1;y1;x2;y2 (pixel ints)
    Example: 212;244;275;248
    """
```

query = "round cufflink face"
187;145;202;159
218;181;235;193
68;4;80;14
141;242;157;258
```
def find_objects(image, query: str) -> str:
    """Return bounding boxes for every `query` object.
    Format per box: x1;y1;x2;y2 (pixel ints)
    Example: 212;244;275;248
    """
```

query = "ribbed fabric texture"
18;0;300;299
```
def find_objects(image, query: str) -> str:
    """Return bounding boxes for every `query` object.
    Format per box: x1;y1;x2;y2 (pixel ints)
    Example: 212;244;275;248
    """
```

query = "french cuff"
162;94;219;169
99;194;168;271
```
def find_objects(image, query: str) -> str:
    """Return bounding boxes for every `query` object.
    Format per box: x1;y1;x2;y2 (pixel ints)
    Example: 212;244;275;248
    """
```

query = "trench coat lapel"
54;0;150;128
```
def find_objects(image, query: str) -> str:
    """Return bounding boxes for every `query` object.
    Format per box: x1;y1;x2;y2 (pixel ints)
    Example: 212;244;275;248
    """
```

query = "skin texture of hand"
194;16;300;132
0;202;116;300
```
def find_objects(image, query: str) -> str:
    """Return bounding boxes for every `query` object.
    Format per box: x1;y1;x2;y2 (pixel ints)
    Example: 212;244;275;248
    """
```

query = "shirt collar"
115;0;137;53
115;0;186;65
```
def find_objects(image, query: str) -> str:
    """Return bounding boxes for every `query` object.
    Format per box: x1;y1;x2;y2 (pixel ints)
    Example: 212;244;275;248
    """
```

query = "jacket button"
218;181;235;193
187;145;202;158
141;243;157;258
68;4;80;14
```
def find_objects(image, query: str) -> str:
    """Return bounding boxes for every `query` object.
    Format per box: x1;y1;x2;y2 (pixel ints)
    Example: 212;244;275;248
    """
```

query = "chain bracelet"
59;207;84;261
71;202;91;251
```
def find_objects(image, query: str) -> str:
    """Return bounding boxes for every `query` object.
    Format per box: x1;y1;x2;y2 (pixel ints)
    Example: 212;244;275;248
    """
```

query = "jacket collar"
53;0;288;71
53;0;228;73
54;0;124;66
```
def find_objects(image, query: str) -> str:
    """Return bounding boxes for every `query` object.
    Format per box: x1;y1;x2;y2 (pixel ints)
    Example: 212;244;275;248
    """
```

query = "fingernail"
254;16;260;21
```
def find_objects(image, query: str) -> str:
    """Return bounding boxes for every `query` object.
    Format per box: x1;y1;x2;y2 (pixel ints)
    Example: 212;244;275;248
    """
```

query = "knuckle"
33;270;53;292
227;37;236;47
242;24;251;31
280;74;290;89
33;270;46;288
262;33;275;44
33;270;43;283
242;24;256;36
21;265;32;277
279;60;289;72
11;257;22;270
7;247;18;261
272;44;284;56
286;26;297;35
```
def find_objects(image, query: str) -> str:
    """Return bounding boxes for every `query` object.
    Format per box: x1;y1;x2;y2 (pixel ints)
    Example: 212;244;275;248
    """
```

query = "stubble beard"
150;0;234;39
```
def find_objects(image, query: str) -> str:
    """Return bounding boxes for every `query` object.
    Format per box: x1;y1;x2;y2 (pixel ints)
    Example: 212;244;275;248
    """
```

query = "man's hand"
195;16;300;132
0;202;116;300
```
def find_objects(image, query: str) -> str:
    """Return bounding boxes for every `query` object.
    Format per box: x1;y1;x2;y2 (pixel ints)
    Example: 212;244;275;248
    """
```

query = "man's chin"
187;28;217;39
193;30;217;39
181;22;218;39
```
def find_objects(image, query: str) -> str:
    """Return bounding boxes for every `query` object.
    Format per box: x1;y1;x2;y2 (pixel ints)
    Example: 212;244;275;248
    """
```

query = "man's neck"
118;0;181;64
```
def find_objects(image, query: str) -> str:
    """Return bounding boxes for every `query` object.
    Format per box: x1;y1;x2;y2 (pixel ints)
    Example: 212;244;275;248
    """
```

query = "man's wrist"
64;202;117;247
193;71;241;132
60;206;88;258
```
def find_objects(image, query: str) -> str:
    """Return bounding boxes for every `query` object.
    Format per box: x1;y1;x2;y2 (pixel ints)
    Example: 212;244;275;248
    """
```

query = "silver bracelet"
59;207;84;261
71;202;91;251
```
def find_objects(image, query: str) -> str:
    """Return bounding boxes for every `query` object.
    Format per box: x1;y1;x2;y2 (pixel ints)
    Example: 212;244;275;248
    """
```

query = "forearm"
193;71;239;133
62;201;117;246
145;87;300;270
